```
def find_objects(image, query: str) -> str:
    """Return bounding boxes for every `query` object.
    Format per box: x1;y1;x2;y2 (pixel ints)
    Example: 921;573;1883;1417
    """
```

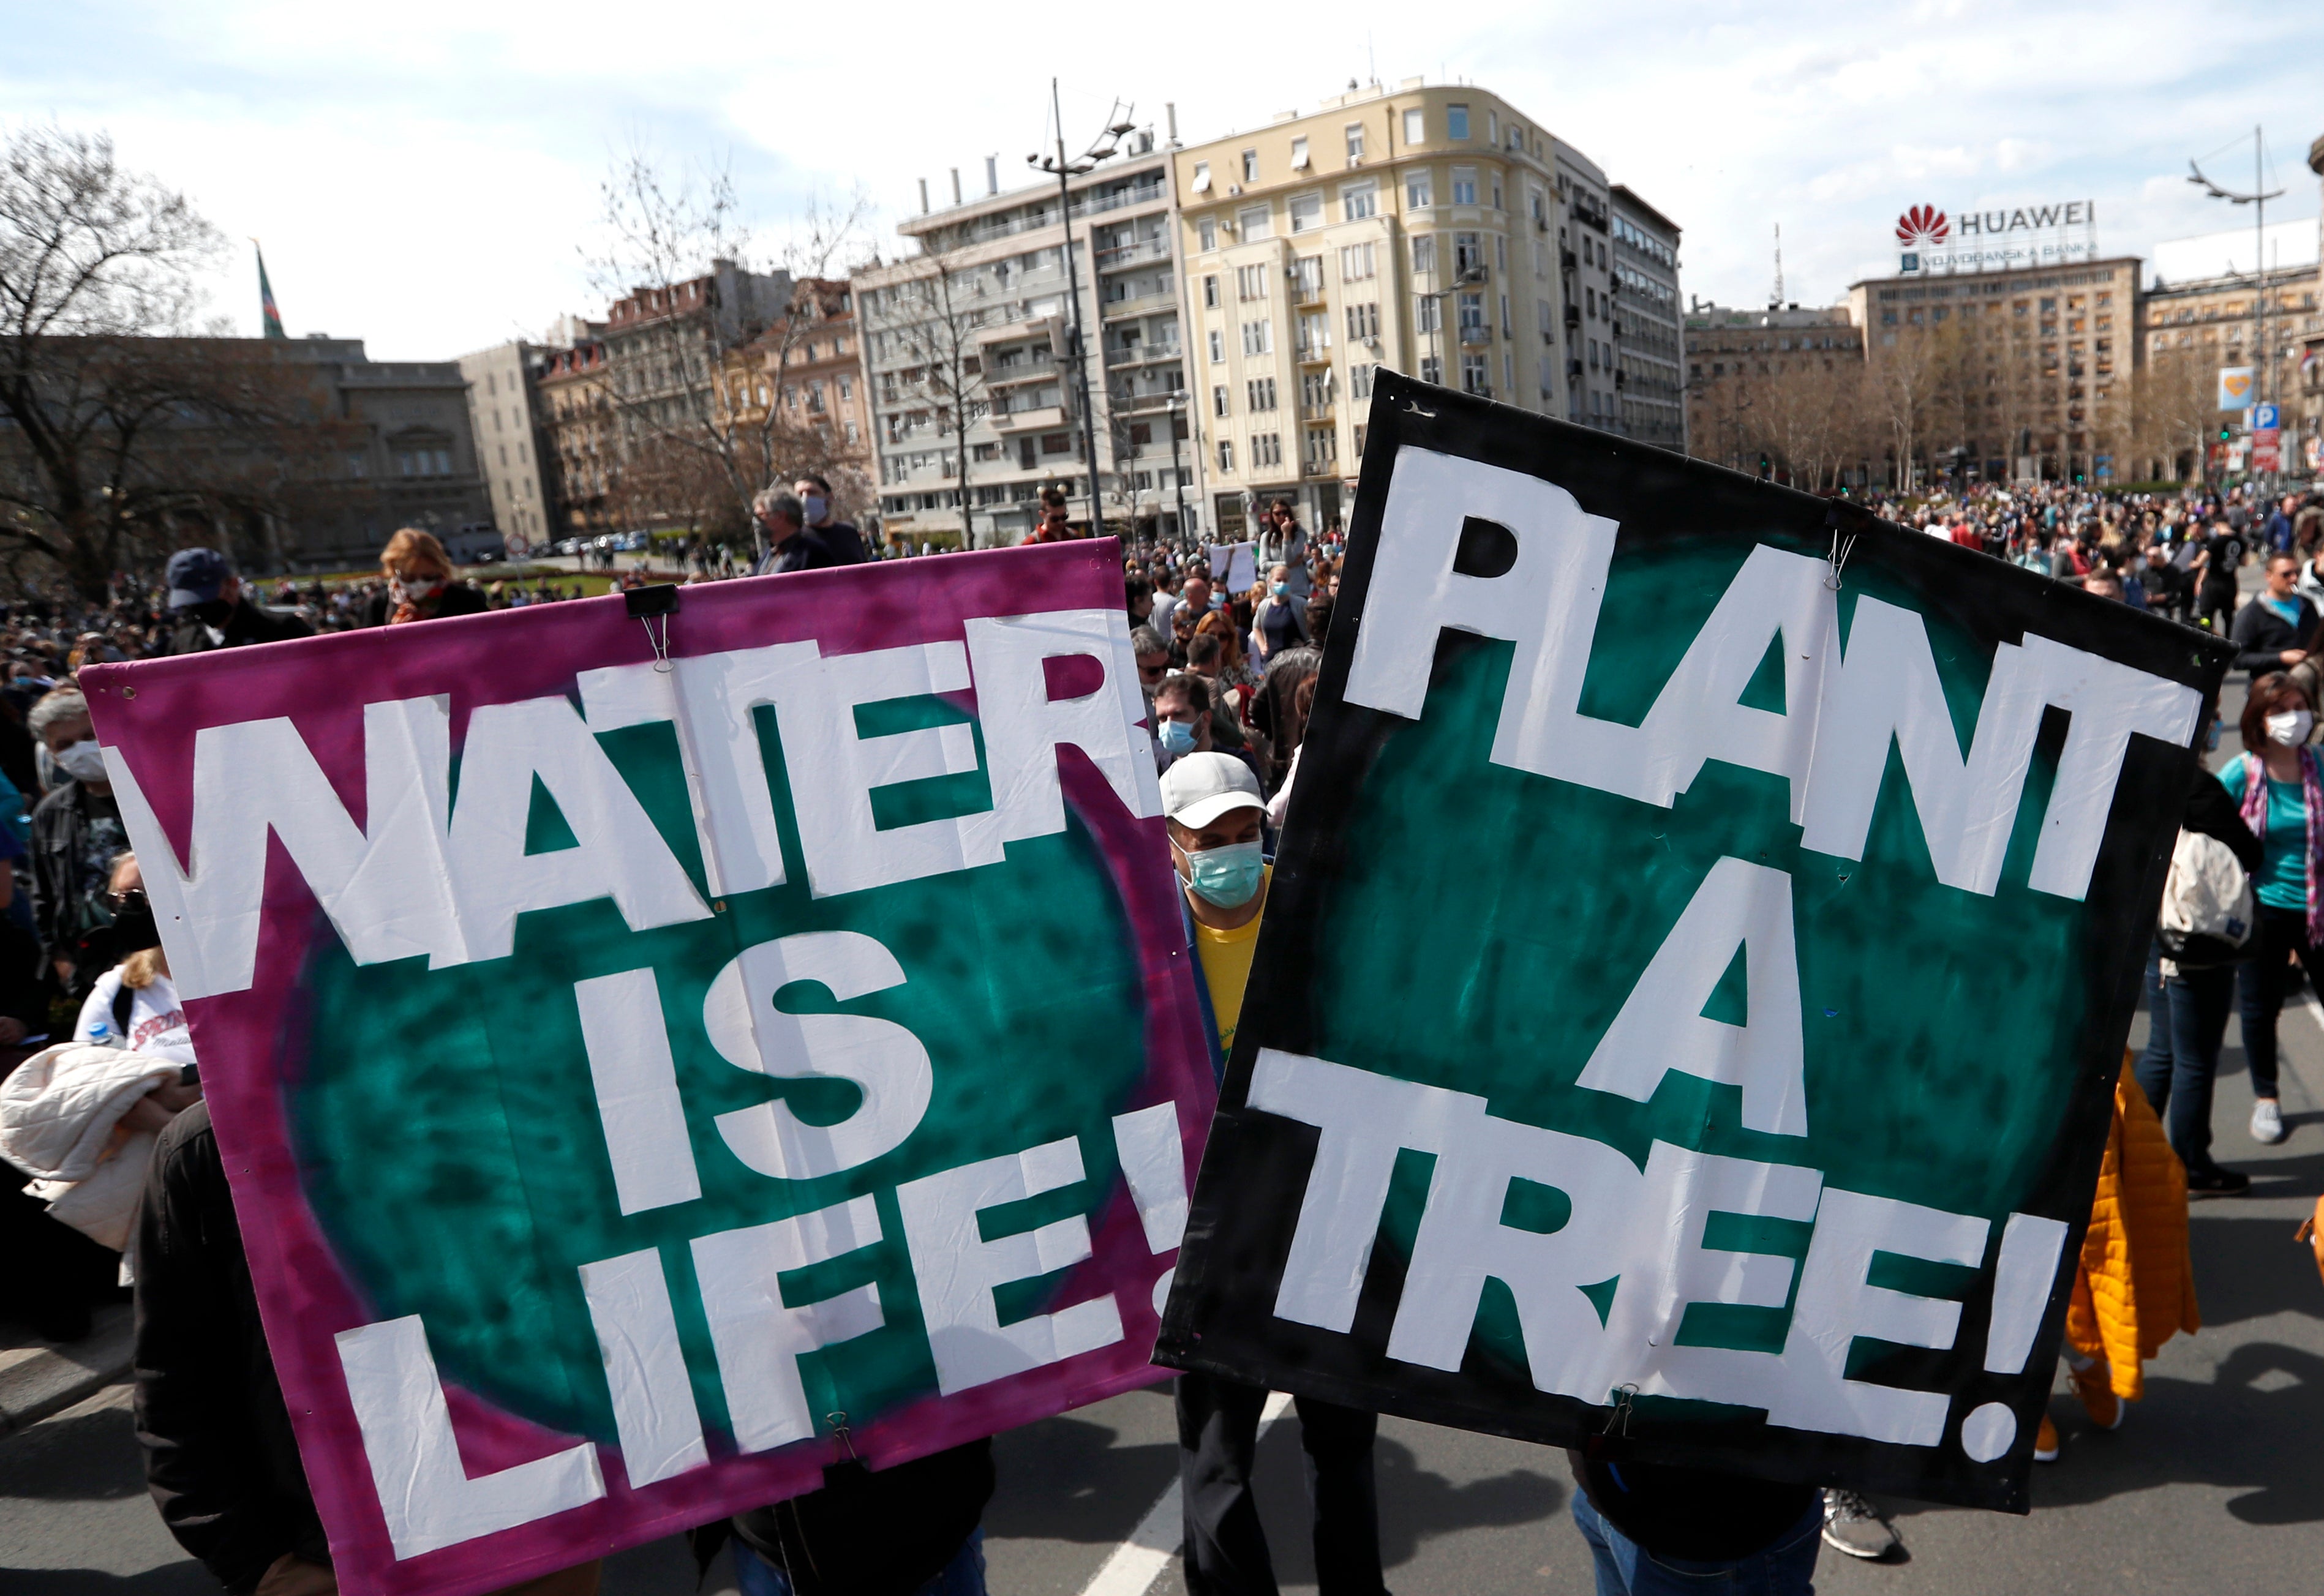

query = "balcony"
1096;237;1171;270
1458;324;1491;345
1294;342;1333;365
1105;343;1181;367
990;404;1068;433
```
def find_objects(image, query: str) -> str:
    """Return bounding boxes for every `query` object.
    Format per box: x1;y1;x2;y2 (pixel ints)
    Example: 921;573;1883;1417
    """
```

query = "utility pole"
1032;83;1137;531
2189;129;2285;492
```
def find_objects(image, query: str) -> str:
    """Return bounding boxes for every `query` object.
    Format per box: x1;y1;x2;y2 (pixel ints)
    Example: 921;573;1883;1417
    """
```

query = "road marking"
1077;1391;1293;1596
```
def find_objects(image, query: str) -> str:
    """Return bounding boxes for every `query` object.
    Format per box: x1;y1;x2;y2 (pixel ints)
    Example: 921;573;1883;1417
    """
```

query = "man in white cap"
1160;751;1386;1596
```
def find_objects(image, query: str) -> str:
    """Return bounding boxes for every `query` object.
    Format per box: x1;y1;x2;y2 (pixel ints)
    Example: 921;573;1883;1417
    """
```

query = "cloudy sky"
5;0;2319;360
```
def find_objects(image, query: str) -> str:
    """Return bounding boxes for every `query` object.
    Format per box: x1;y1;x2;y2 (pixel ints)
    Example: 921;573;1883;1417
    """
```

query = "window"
1345;301;1379;340
1252;432;1282;468
1446;103;1470;140
1203;274;1220;309
1236;264;1269;301
1301;370;1334;407
1351;362;1376;399
1415;296;1440;334
1238;204;1272;241
1241;149;1259;182
1403;108;1424;144
1297;310;1330;355
1411;234;1436;275
1198;217;1217;252
1242;320;1273;356
1459;353;1488;394
1405;170;1433;209
1042;432;1072;455
1247;377;1278;410
1290;136;1310;171
1342;182;1377;220
1420;354;1443;384
1292;255;1324;298
1345;123;1366;163
1217;438;1235;473
1208;329;1225;362
1457;291;1485;335
1289;193;1323;233
1192;160;1212;193
1455;231;1484;274
1213;384;1230;417
1538;299;1555;339
1340;241;1376;282
1305;427;1337;467
1451;167;1478;206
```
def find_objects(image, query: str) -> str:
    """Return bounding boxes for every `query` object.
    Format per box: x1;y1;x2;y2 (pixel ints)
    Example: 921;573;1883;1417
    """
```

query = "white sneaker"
2251;1098;2286;1145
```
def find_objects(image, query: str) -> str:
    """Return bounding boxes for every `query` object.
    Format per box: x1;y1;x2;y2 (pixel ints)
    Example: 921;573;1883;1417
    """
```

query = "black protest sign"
1156;370;2228;1511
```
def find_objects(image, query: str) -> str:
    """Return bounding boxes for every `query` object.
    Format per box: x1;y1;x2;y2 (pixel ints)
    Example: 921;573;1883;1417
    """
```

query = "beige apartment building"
1848;257;2142;483
1172;80;1681;540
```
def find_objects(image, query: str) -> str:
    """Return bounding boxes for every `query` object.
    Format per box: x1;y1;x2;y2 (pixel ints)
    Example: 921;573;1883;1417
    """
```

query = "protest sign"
1208;541;1257;594
83;544;1213;1596
1157;371;2228;1512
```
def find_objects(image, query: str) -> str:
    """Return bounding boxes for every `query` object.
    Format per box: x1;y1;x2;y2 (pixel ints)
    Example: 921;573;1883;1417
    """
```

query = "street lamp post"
2189;129;2286;493
1032;83;1138;533
1416;265;1487;388
1167;388;1190;549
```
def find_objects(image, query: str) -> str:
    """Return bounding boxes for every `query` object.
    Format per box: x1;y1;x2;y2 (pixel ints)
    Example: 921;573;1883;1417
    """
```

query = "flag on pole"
255;241;286;340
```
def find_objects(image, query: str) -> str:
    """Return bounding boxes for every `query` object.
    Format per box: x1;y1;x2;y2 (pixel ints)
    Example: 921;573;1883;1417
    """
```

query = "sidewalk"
0;1303;132;1437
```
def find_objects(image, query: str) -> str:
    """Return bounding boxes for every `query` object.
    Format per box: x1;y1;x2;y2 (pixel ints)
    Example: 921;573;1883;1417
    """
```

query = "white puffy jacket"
0;1041;179;1251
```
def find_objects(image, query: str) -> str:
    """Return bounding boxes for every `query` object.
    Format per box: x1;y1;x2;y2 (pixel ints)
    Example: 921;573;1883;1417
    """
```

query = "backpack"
2157;828;2255;968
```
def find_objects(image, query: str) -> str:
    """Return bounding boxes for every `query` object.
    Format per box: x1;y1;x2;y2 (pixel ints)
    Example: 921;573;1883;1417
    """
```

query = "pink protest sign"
84;543;1213;1596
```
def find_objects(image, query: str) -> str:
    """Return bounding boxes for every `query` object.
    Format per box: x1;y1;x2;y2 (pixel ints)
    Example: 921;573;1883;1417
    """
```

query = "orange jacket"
2064;1057;2200;1398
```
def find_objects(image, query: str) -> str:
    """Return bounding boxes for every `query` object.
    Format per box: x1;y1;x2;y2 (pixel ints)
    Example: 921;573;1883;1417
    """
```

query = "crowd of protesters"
0;465;2312;1595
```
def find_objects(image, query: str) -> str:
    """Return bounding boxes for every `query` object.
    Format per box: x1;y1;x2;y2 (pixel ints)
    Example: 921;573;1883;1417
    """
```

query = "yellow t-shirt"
1192;870;1269;1055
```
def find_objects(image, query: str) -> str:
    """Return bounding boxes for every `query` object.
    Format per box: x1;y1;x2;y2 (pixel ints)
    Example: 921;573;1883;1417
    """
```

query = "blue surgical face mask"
1159;718;1198;755
1271;581;1288;596
1181;838;1265;909
801;495;829;523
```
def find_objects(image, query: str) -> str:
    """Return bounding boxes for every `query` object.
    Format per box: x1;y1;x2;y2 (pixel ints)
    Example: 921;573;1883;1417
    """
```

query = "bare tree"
871;257;998;547
2133;349;2217;484
582;143;869;549
1865;324;1949;492
0;124;298;598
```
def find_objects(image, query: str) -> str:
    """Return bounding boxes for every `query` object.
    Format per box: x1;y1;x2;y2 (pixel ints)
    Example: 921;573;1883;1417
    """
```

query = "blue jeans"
734;1529;986;1596
1571;1490;1821;1594
2134;944;2236;1170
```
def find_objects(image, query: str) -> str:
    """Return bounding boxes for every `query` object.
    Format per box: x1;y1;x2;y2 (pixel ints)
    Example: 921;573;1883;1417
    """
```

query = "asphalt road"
7;594;2322;1596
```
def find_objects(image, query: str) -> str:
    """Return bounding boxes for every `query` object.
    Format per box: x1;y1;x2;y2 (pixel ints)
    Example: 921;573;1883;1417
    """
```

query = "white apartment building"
456;340;556;554
856;137;1194;549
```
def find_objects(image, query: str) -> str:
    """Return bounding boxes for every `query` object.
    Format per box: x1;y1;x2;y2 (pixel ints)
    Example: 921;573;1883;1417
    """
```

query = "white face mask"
2266;710;2314;748
54;739;108;783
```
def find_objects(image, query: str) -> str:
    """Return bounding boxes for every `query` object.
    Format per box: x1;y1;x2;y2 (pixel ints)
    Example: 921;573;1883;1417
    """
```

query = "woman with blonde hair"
359;528;489;626
72;853;193;1068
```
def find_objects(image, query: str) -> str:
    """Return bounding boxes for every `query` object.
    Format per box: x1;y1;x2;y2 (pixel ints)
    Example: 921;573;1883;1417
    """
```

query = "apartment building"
1848;257;2142;483
456;341;557;553
1172;80;1684;540
2140;260;2321;430
856;139;1189;548
1682;304;1863;470
537;334;612;537
1610;188;1687;452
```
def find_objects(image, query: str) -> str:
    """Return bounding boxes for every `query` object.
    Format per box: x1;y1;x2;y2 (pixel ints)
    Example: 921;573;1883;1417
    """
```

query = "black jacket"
135;1102;329;1594
695;1442;994;1596
759;523;870;575
2228;594;2316;676
2186;758;2265;873
167;598;313;656
28;777;124;981
359;582;491;628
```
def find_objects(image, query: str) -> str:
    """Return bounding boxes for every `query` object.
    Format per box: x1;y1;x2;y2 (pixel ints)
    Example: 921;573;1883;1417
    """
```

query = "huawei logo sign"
1895;205;1949;247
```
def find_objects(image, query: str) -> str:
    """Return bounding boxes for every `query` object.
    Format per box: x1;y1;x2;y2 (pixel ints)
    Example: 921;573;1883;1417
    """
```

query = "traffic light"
1757;452;1772;479
2219;423;2233;441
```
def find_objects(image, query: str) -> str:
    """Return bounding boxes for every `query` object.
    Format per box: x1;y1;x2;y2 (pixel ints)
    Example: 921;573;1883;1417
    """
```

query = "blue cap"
165;547;231;609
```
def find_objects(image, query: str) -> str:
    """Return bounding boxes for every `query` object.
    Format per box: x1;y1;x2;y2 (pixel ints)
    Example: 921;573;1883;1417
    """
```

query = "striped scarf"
2239;748;2324;943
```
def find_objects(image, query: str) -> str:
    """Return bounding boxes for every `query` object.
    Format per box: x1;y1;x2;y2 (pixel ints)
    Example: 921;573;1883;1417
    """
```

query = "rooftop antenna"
1770;223;1784;312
